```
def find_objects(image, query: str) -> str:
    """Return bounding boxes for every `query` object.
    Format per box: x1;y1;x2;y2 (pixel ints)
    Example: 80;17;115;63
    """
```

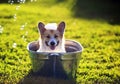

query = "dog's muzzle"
50;41;55;46
45;41;59;50
49;41;59;46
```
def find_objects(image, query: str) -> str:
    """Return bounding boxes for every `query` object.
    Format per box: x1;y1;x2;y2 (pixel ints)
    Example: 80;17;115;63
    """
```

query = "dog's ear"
38;22;46;34
57;21;65;34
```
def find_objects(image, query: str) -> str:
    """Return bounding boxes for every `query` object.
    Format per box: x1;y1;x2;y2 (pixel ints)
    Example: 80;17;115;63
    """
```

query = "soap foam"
45;23;57;30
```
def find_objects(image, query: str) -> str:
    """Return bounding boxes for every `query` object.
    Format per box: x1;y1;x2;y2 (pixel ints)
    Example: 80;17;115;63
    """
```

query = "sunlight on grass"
0;0;120;83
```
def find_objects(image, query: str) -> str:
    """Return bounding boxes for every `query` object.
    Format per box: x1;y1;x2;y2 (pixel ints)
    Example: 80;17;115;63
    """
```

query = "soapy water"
45;23;57;30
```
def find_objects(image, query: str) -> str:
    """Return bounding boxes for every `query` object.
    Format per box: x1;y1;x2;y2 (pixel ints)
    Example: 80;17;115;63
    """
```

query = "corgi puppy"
37;21;66;53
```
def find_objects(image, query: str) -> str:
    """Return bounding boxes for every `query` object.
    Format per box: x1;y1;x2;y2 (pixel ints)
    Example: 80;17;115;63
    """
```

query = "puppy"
37;21;66;53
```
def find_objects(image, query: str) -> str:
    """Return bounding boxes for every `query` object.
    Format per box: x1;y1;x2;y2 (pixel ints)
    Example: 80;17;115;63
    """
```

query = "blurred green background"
0;0;120;84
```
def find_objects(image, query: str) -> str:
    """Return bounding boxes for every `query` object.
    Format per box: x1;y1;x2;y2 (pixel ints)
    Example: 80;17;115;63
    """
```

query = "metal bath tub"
27;40;83;81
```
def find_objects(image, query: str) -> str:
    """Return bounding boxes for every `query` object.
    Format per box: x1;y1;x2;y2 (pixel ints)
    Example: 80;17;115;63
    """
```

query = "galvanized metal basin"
27;40;83;81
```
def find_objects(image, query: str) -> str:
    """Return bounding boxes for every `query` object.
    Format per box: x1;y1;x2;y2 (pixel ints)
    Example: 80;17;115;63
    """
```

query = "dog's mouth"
45;41;59;50
50;46;56;50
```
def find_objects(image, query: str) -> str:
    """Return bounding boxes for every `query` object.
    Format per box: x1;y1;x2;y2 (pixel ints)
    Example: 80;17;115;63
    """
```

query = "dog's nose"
50;41;55;46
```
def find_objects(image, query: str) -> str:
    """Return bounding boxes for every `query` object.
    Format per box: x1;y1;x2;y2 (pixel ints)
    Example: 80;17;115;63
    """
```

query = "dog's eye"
46;35;50;38
54;35;58;38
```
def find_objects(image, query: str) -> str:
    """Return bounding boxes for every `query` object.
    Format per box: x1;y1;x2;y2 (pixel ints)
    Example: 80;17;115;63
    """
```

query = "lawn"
0;0;120;84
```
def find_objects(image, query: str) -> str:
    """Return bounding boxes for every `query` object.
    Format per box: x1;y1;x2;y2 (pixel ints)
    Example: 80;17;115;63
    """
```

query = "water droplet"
0;25;4;33
12;43;17;48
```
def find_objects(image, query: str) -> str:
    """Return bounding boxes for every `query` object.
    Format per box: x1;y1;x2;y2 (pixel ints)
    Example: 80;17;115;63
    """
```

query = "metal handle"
48;53;62;56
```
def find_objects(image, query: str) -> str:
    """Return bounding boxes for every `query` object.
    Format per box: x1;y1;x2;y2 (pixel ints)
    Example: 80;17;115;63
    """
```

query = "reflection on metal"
27;40;83;81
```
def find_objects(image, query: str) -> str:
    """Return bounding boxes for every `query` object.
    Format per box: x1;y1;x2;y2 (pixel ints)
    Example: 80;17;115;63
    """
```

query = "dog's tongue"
50;46;55;50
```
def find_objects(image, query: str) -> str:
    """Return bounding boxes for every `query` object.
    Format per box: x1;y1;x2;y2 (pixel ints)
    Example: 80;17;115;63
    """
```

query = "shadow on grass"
18;56;75;84
72;0;120;25
18;70;75;84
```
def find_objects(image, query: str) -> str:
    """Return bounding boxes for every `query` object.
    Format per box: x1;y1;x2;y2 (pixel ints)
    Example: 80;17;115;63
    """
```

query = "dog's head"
38;21;65;50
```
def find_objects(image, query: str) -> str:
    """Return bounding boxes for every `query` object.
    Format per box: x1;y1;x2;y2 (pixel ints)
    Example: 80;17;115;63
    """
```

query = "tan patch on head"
40;30;63;40
50;30;54;33
45;30;61;36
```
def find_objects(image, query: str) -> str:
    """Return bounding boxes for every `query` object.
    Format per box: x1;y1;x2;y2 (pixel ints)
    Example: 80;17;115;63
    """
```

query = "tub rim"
27;39;83;55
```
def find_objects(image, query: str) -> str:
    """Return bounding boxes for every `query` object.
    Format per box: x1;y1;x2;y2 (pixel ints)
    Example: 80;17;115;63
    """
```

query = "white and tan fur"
37;21;66;53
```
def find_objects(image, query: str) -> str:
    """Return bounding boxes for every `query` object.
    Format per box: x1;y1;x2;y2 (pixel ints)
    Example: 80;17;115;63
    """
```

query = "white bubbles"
13;14;17;21
20;23;28;42
11;0;14;4
31;0;37;2
12;43;17;48
20;23;27;30
21;31;28;42
16;5;20;10
22;35;27;42
45;23;57;30
20;25;25;30
8;0;26;4
25;31;28;35
8;0;14;5
18;0;26;3
0;25;4;33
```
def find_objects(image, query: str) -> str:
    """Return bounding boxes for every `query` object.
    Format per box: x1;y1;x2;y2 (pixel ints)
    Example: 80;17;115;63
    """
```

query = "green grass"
0;0;120;83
